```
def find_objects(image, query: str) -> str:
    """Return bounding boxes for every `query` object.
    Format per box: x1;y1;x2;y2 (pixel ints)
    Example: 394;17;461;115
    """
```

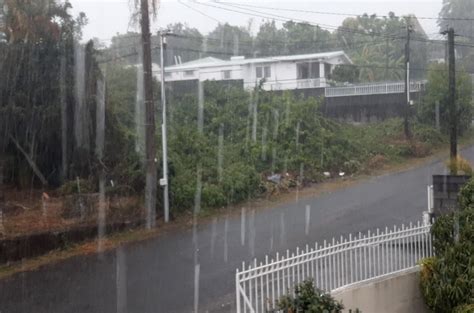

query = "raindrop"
73;42;90;151
41;192;49;217
97;176;106;254
271;148;277;174
224;215;229;262
251;90;258;143
218;124;224;183
273;109;280;140
200;37;208;57
285;98;291;126
261;123;268;161
240;207;246;246
305;205;311;236
197;81;204;134
76;176;85;220
233;32;239;56
299;163;305;185
194;263;201;313
59;53;68;178
0;207;4;236
210;217;217;258
135;54;145;158
116;247;127;313
95;75;106;160
194;165;202;214
295;121;301;150
246;93;253;145
269;221;274;252
280;212;286;247
249;209;256;257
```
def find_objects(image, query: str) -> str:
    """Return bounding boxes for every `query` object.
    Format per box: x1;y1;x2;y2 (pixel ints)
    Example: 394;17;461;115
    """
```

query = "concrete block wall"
332;268;431;313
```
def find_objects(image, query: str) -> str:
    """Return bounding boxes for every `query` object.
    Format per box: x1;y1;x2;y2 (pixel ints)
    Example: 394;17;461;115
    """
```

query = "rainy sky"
70;0;443;43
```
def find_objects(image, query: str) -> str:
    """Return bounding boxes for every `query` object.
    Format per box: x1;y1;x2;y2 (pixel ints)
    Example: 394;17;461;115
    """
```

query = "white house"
153;51;352;91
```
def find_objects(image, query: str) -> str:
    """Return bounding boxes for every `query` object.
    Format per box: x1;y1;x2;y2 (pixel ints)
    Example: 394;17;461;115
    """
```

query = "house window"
256;66;271;79
222;70;232;80
164;72;172;78
184;70;194;76
297;62;320;79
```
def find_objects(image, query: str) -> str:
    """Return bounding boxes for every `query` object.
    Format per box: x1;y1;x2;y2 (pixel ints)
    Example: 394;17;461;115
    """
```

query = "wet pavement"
1;146;473;313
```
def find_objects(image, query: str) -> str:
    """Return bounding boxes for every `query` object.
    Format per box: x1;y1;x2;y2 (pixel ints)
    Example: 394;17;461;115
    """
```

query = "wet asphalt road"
1;146;473;313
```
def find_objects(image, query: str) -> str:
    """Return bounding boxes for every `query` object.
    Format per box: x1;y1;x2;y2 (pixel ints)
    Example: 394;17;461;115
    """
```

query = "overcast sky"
69;0;444;43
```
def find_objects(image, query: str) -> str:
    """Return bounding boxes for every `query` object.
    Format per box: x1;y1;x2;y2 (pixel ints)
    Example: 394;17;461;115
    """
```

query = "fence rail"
325;81;425;97
236;220;433;313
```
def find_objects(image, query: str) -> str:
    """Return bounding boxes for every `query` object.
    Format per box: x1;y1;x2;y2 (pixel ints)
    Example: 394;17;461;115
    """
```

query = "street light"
159;29;172;223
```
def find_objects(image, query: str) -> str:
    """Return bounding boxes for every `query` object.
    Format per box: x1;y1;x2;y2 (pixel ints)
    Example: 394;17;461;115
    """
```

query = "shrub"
453;304;474;313
420;183;474;312
459;177;474;209
447;156;473;176
274;280;345;313
59;179;96;195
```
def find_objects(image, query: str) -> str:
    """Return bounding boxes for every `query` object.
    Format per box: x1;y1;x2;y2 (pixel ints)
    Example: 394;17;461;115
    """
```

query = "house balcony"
262;78;327;91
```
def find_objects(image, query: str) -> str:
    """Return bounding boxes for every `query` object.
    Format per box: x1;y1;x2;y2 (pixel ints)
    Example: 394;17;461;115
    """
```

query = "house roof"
166;51;352;72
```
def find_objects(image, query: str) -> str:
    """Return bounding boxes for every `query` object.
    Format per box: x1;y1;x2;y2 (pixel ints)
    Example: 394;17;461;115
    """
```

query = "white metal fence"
325;81;425;97
235;221;433;313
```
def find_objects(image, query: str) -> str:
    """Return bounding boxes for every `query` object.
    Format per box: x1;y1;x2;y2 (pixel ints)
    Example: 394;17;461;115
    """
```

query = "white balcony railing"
325;81;425;98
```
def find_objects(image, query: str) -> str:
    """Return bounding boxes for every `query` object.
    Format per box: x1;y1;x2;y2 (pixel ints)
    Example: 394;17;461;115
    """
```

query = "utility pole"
404;20;413;140
140;0;157;229
443;27;457;161
159;30;171;223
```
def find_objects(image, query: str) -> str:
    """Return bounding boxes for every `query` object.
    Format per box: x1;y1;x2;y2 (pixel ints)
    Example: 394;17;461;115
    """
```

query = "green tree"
0;1;98;186
254;20;287;57
330;64;360;83
206;23;253;58
417;63;473;135
336;13;427;82
282;21;334;55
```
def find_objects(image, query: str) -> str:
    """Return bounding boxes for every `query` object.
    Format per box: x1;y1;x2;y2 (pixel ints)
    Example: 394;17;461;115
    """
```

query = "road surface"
1;146;473;313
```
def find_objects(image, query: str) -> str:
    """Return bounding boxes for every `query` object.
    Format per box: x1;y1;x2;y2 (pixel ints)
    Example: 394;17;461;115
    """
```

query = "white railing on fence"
325;81;425;98
235;220;433;313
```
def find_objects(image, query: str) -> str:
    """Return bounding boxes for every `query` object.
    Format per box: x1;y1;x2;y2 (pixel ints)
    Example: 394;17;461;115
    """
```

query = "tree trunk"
9;135;48;186
140;0;157;228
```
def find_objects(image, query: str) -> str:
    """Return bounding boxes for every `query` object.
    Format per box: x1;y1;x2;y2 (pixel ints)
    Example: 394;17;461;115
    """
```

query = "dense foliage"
0;1;103;187
420;179;474;313
100;64;446;214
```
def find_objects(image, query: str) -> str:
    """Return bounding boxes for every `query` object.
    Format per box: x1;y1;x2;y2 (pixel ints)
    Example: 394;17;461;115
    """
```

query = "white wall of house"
154;51;352;91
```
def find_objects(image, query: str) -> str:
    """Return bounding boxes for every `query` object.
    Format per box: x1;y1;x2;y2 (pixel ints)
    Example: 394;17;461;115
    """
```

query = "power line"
192;1;453;46
215;1;474;22
177;0;222;23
